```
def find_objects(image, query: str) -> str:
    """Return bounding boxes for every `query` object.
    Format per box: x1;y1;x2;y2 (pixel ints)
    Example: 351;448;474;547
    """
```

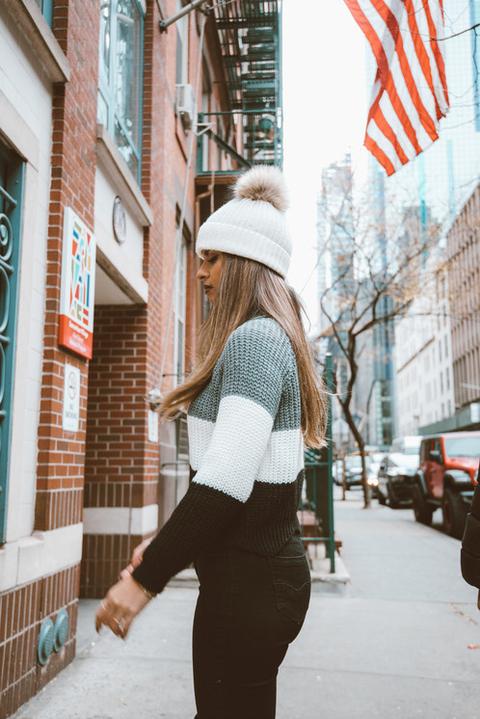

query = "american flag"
344;0;450;175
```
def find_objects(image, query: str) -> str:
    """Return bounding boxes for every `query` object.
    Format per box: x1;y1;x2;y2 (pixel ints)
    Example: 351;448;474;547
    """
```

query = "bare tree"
316;173;442;508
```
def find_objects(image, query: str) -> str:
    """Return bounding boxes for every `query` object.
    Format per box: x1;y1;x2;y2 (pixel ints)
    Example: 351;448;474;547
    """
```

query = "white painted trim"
95;244;148;305
0;88;39;167
4;0;70;83
96;123;153;226
0;523;83;592
83;505;159;536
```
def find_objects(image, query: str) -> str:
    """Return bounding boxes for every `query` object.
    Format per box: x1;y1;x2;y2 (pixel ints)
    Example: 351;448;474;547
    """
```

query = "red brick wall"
0;0;101;713
35;0;100;532
0;566;79;719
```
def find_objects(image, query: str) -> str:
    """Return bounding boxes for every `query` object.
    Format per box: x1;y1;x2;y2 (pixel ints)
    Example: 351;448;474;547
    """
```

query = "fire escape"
195;1;283;217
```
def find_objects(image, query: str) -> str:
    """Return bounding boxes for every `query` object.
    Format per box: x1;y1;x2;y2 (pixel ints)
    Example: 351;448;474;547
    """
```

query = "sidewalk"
12;554;348;719
13;496;480;719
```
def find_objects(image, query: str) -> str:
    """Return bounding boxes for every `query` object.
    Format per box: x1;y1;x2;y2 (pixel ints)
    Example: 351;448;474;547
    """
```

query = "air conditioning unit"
175;84;196;130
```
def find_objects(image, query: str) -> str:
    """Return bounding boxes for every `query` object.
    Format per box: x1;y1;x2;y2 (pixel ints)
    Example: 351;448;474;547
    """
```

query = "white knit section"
192;394;274;503
187;414;215;471
257;428;304;485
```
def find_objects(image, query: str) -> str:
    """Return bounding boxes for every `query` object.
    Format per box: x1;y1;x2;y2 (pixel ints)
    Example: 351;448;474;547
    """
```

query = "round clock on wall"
112;195;127;245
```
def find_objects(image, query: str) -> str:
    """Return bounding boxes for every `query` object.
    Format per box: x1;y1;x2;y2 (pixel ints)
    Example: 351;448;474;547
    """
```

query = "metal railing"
196;109;282;176
298;353;336;573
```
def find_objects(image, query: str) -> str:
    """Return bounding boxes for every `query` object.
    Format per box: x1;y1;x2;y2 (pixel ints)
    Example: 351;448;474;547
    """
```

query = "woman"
461;465;480;610
95;165;327;718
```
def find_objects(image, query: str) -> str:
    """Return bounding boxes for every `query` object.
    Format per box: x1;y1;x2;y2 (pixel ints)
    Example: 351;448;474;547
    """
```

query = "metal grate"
0;145;23;542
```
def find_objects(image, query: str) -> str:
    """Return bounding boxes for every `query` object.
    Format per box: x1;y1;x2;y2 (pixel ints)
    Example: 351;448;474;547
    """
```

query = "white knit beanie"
195;165;292;278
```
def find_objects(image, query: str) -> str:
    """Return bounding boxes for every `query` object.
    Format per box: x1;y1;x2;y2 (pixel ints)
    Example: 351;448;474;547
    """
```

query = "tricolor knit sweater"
132;316;305;595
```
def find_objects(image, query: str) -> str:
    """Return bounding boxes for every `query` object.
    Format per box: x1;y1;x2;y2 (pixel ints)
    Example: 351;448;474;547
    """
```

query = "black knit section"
131;483;242;594
223;471;305;554
131;469;305;594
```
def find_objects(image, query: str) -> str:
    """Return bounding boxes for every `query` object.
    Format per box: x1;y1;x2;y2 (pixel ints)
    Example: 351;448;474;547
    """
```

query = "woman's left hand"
95;573;152;639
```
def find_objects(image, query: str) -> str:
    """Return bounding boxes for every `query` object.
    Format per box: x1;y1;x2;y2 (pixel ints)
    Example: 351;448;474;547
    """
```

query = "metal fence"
298;353;335;573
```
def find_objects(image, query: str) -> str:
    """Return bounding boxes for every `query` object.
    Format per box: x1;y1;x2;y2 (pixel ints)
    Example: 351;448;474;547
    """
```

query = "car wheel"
442;488;467;539
377;488;386;505
387;481;400;509
412;485;433;526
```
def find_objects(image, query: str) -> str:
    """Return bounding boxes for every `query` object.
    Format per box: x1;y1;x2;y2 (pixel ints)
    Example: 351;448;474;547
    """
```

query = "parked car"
333;458;344;486
377;451;419;507
344;454;364;487
412;432;480;538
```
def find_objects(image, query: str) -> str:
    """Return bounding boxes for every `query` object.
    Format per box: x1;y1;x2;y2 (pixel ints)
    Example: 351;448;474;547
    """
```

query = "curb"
310;552;350;584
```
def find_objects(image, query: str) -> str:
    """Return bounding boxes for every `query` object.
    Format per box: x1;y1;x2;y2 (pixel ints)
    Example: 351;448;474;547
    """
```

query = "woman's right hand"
119;536;155;580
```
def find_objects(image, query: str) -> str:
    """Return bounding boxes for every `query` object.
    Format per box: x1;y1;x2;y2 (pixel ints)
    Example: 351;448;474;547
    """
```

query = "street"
13;494;480;719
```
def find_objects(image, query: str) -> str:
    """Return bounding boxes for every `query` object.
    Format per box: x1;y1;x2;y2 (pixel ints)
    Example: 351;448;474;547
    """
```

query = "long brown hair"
160;253;328;448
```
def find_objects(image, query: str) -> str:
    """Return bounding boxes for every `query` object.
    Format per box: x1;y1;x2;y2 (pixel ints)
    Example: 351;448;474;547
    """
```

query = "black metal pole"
159;0;209;32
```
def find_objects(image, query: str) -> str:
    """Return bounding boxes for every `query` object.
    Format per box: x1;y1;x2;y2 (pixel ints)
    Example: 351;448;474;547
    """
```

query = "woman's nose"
196;264;208;281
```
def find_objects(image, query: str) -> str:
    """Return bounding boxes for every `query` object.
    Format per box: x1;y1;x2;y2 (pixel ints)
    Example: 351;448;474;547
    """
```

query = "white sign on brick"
62;363;80;432
148;409;159;443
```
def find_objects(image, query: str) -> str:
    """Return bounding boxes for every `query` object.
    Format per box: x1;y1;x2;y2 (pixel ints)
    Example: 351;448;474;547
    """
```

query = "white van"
391;436;422;456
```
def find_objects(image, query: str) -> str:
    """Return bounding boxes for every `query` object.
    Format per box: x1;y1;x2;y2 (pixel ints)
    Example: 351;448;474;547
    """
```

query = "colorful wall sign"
58;207;96;359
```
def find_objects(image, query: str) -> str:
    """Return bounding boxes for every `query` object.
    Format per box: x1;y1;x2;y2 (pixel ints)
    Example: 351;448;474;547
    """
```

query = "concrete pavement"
12;492;480;718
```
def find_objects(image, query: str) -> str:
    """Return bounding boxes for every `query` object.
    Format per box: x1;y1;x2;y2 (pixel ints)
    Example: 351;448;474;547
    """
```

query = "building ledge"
0;523;83;593
5;0;70;83
96;245;149;306
419;402;480;435
96;124;153;227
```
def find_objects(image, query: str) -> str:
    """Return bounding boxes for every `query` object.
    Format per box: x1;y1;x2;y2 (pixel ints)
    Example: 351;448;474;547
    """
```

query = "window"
34;0;53;25
445;436;480;458
173;217;190;386
98;0;144;180
0;145;24;542
176;0;189;84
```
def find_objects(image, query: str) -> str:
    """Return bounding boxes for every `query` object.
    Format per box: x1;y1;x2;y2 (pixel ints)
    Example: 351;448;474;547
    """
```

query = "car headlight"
367;476;379;486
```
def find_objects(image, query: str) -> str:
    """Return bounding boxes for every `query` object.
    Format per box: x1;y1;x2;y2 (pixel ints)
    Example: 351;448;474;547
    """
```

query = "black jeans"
192;535;311;719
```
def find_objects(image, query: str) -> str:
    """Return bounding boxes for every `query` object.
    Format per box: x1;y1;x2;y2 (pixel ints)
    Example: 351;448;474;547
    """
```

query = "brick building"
0;1;283;715
418;181;480;436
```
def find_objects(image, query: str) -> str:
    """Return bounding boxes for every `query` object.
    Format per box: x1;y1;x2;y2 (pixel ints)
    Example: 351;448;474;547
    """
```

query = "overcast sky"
282;0;369;333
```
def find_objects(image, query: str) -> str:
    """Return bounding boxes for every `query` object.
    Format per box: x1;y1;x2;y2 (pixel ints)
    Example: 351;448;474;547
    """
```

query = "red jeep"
412;432;480;539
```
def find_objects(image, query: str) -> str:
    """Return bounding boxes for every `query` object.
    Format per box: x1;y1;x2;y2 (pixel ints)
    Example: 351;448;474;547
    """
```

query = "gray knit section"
188;317;301;431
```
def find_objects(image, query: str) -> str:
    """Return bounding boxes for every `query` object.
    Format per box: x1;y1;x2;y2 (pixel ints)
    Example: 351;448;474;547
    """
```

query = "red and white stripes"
344;0;449;175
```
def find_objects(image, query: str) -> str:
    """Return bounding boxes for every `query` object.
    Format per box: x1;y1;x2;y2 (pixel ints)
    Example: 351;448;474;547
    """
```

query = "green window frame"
0;145;24;543
97;0;145;181
35;0;53;26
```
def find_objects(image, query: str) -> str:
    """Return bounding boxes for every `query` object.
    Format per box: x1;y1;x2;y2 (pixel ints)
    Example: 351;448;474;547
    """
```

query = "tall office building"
316;154;362;449
366;0;480;440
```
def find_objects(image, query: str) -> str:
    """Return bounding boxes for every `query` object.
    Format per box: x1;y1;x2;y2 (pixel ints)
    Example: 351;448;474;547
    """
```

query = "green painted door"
0;144;24;543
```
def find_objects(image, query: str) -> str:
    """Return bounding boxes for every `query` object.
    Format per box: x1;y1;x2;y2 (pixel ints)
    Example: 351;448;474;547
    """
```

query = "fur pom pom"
233;165;288;212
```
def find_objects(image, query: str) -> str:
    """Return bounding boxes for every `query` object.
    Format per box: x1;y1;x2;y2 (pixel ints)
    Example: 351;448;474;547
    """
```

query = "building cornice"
4;0;71;83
